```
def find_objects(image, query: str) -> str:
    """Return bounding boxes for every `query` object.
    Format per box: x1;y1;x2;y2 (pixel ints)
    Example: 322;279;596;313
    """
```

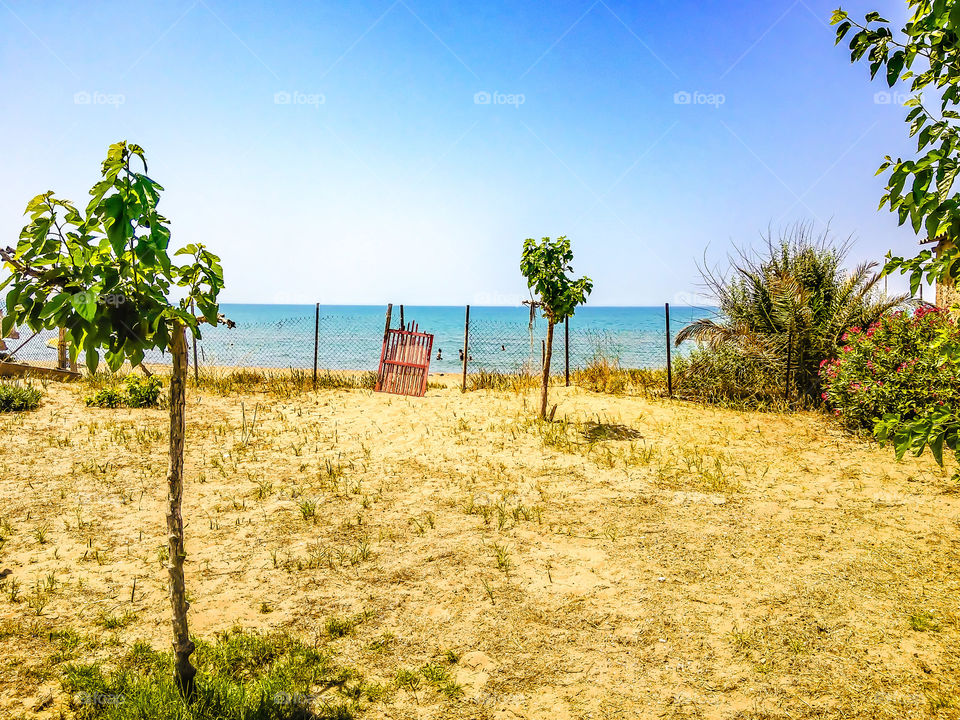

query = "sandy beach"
1;379;958;718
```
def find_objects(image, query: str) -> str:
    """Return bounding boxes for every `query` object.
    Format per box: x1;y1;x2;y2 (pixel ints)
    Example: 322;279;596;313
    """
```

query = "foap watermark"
474;90;525;108
673;90;725;108
74;91;125;108
74;692;124;706
874;90;914;106
473;291;524;305
472;691;526;707
671;291;713;308
273;692;321;706
71;290;128;308
274;90;325;108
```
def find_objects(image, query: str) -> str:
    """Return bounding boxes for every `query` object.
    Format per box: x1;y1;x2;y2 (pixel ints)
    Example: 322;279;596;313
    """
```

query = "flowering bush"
820;306;960;432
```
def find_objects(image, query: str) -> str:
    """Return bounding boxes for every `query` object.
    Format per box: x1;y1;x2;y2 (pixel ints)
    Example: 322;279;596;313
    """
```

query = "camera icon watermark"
873;90;913;106
274;90;325;108
673;90;725;108
74;91;125;108
473;90;525;108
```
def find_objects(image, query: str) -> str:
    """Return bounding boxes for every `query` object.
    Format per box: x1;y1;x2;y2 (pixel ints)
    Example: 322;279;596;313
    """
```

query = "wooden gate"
374;323;434;397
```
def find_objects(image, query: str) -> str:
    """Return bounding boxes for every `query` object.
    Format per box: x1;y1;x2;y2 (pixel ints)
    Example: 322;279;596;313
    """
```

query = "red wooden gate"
374;322;434;397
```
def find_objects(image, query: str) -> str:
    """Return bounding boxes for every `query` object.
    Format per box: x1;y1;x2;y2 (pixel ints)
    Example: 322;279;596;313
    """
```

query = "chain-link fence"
1;304;716;382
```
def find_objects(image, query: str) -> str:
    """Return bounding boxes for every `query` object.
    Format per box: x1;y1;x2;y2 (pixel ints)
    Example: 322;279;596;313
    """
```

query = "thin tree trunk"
540;321;555;419
167;321;196;699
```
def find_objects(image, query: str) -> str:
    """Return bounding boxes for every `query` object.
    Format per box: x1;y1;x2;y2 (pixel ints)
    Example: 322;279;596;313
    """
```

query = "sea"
189;304;716;373
9;304;716;372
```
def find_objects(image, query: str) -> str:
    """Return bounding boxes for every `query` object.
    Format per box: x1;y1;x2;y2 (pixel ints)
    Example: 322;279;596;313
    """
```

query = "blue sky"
0;0;931;305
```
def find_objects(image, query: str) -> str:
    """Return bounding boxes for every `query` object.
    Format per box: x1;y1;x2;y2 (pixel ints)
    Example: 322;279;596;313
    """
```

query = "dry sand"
1;378;958;719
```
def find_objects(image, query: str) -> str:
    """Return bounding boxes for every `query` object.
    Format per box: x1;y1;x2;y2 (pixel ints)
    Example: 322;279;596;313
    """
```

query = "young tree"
832;3;960;471
0;141;227;697
520;236;592;419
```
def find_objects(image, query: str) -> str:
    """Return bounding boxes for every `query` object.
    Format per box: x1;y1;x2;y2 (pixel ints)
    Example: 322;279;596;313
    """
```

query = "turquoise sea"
182;304;716;373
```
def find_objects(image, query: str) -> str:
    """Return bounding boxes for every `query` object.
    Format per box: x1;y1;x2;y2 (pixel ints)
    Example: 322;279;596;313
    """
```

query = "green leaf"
69;291;97;322
38;293;70;319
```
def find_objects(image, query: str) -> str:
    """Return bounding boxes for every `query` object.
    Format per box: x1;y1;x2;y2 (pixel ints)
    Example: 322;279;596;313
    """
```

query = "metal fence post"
564;316;570;386
313;302;319;389
665;302;673;398
461;305;470;393
399;304;404;331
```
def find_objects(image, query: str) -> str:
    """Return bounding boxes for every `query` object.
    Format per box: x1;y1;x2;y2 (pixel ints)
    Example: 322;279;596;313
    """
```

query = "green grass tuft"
60;627;374;719
0;380;42;412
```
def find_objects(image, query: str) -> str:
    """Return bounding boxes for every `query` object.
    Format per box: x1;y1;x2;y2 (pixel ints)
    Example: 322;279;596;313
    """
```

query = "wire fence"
1;304;715;383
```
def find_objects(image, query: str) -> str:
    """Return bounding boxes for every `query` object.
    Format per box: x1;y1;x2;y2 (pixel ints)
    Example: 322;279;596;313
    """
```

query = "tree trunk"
540;320;555;420
167;321;196;699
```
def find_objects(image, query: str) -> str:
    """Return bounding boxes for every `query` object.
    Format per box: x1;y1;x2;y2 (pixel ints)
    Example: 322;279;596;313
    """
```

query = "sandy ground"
1;377;959;719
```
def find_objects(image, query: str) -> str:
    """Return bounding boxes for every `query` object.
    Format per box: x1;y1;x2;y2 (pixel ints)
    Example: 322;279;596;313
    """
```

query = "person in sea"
458;349;464;361
436;348;442;360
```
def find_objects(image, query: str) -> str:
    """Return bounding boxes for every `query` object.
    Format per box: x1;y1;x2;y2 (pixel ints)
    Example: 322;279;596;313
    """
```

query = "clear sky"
0;0;932;306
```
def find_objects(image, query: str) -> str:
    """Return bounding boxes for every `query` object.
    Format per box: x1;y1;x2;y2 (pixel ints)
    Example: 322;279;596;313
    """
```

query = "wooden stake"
540;321;555;419
56;328;67;370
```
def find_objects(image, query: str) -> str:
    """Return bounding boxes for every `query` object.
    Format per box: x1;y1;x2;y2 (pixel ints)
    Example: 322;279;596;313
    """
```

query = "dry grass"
0;376;959;719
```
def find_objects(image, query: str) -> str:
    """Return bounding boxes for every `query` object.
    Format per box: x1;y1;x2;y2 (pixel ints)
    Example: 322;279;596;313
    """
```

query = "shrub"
820;306;960;431
85;375;162;409
85;386;127;409
572;354;666;397
673;344;790;410
124;375;162;408
468;369;540;392
676;223;907;404
0;381;42;412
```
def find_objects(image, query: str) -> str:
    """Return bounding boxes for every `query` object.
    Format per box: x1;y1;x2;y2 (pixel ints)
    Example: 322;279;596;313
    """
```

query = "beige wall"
934;240;959;309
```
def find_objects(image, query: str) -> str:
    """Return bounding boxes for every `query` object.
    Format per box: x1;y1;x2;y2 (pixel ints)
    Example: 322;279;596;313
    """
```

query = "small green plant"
420;662;464;699
96;609;137;630
492;543;512;574
298;499;317;521
85;375;162;409
395;667;421;695
124;374;162;408
324;611;371;639
909;610;940;632
27;589;49;616
85;386;126;409
0;381;42;412
33;524;50;544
